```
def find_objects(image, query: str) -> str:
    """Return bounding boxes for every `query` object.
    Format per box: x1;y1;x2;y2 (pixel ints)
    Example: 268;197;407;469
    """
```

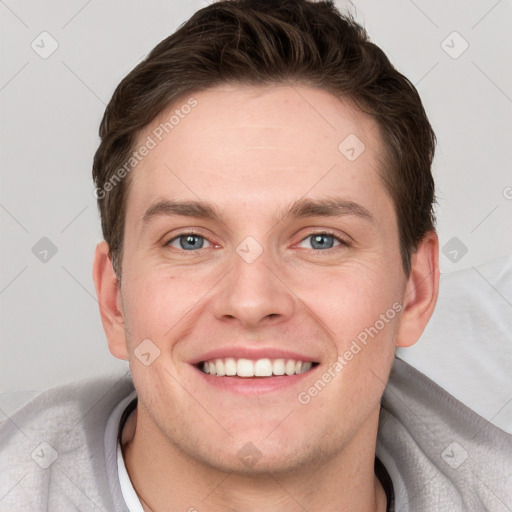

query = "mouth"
195;357;320;378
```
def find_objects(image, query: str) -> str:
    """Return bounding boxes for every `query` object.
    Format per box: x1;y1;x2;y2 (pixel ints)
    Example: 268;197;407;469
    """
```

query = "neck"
121;404;387;512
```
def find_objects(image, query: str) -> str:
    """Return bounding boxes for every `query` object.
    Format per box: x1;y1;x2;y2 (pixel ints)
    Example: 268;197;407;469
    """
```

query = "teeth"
225;357;237;376
285;360;296;376
254;358;272;377
237;358;254;377
216;359;226;376
200;358;315;377
272;359;285;375
301;362;312;373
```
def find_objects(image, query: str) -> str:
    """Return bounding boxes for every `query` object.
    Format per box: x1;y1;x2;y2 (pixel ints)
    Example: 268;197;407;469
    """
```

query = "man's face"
117;83;408;473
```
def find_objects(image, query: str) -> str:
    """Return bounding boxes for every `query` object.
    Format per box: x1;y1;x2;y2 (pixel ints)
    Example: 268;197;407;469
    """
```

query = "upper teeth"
201;358;313;377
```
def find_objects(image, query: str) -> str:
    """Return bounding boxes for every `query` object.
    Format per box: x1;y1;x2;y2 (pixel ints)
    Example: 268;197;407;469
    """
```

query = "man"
1;1;511;511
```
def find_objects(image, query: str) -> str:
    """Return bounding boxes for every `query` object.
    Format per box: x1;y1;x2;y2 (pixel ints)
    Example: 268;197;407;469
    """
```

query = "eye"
163;230;348;254
297;232;348;251
165;232;213;251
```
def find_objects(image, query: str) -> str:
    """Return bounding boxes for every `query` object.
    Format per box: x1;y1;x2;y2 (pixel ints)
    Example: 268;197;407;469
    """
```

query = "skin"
93;83;439;512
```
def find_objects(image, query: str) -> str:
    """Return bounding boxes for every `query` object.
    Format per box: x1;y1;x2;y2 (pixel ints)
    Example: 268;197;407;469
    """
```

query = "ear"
396;231;440;348
92;240;128;360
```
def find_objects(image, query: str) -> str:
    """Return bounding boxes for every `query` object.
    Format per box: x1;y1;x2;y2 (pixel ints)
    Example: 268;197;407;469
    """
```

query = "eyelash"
163;229;350;255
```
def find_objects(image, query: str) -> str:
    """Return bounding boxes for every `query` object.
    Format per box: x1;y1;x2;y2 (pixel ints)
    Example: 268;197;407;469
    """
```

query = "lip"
189;347;320;365
191;363;320;395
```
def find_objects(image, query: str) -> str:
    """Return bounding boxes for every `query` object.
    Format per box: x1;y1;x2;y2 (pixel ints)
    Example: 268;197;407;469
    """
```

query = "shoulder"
0;370;135;511
378;357;512;512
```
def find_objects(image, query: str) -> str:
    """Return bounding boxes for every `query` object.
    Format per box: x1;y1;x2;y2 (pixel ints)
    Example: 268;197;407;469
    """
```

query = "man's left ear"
396;230;440;348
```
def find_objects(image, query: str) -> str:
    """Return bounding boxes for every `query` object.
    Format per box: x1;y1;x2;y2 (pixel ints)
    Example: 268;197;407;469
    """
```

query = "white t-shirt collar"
104;391;144;512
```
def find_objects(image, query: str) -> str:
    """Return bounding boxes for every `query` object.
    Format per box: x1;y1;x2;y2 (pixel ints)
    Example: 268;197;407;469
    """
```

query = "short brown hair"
92;0;436;279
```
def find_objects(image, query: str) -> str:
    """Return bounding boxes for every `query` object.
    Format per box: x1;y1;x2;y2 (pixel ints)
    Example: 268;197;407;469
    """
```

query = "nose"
212;242;296;329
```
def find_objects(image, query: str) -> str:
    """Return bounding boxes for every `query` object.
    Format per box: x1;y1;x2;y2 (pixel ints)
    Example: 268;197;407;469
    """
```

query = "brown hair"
92;0;436;279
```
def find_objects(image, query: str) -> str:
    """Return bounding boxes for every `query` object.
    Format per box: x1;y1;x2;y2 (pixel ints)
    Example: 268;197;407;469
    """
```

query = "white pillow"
397;255;512;434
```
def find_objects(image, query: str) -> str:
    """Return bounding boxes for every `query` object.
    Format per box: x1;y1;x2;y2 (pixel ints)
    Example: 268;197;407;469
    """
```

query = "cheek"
301;268;400;399
121;266;217;345
290;266;401;444
121;271;179;344
293;261;403;342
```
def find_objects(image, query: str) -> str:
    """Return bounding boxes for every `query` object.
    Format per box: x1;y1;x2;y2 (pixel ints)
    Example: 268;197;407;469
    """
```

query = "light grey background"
1;0;511;409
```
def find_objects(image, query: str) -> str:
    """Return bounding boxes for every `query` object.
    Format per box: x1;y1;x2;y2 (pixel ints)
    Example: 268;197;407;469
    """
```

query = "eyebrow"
141;196;375;228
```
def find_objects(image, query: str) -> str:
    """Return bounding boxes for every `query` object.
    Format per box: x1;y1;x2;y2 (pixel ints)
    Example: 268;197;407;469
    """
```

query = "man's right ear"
92;240;128;360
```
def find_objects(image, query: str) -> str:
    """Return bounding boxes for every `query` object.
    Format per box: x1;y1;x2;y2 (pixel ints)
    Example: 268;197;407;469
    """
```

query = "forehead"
125;83;389;223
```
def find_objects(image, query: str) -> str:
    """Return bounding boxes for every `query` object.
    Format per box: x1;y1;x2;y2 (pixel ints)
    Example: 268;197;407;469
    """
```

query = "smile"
197;357;319;377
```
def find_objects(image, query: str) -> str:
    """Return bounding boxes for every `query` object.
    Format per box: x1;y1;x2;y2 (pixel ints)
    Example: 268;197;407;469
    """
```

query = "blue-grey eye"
167;233;211;251
299;233;344;250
